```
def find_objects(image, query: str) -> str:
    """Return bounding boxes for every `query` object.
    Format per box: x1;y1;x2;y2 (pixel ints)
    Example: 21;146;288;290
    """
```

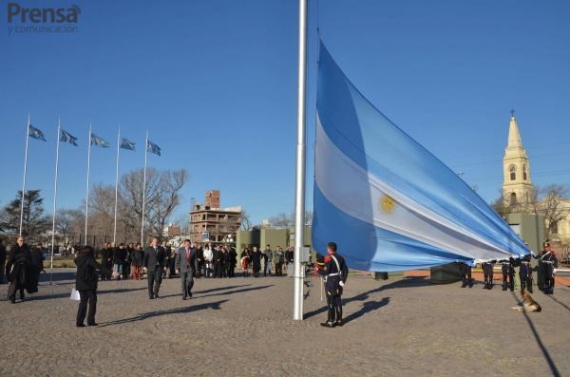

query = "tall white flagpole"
85;123;92;245
113;126;121;244
141;130;149;246
19;114;31;237
50;118;62;283
293;0;308;321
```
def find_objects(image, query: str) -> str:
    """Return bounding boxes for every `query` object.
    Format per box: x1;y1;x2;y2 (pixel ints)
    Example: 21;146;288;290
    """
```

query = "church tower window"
510;192;517;205
523;164;528;181
509;165;516;181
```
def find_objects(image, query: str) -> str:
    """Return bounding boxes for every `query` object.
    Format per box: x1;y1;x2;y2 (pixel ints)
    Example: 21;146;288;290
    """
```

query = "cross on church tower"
510;109;515;118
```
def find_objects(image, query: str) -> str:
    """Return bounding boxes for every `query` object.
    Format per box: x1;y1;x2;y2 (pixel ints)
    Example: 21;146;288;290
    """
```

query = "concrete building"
189;191;241;244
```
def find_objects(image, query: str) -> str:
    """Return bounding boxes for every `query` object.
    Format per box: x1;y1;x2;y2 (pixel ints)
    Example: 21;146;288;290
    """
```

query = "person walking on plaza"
6;237;32;303
263;244;273;277
317;242;349;328
175;239;196;300
130;243;144;280
482;260;495;289
143;237;166;299
75;245;116;327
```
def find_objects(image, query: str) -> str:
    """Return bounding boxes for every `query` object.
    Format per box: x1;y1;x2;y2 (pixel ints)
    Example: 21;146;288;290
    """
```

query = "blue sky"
1;0;569;226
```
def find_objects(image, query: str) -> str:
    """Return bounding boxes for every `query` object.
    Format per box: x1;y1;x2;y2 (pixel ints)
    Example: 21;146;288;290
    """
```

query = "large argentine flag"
313;43;530;272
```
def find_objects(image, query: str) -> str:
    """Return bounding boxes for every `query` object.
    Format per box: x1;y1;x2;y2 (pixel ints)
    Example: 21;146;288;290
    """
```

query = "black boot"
335;306;344;327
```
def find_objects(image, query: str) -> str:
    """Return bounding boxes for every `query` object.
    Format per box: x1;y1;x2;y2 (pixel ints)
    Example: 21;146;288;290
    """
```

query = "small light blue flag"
90;133;109;148
29;125;46;141
60;129;78;146
147;140;161;156
120;138;135;151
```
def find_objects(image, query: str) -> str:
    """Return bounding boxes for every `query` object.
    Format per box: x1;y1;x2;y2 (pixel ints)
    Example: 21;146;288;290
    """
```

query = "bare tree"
533;184;570;239
268;213;292;228
120;168;188;242
241;209;252;231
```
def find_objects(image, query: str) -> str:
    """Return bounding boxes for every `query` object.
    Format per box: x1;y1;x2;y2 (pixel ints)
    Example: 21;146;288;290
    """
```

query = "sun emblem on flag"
379;194;397;214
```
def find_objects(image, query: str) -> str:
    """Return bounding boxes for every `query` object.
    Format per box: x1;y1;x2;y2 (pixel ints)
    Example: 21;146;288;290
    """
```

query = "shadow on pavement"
304;277;428;320
545;293;570;313
160;284;272;299
98;299;228;327
343;297;390;324
510;291;561;377
28;287;147;301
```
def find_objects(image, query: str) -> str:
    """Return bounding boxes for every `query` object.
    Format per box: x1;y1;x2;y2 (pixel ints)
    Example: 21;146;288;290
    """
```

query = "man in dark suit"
175;239;196;300
143;237;166;299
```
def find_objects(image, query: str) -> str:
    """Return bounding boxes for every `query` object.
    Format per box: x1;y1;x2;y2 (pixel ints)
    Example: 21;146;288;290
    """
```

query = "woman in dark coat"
75;245;116;327
6;237;32;303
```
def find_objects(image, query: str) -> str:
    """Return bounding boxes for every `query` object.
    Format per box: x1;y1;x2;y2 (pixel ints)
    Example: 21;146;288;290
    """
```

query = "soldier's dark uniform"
519;254;534;293
318;243;349;328
458;262;473;288
482;260;495;289
540;250;558;294
500;258;515;291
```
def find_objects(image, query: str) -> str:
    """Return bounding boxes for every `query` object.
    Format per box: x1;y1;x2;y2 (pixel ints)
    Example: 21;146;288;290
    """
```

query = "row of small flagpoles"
21;115;162;279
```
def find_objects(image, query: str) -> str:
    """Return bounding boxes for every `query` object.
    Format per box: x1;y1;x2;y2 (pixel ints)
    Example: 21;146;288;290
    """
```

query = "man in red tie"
175;239;196;300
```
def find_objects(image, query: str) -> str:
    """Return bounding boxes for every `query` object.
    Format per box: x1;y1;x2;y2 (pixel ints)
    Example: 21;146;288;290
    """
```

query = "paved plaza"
1;269;569;377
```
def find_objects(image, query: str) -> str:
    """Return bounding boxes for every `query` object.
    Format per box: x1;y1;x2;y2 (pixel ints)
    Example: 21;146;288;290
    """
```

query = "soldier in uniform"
481;260;495;289
317;242;349;328
519;254;534;293
458;262;473;288
500;258;515;291
540;243;558;294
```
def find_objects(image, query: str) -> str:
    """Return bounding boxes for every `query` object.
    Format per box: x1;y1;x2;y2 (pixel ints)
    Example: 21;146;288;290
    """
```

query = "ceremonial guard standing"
540;243;558;294
500;258;515;291
317;242;349;328
519;254;534;293
482;260;495;289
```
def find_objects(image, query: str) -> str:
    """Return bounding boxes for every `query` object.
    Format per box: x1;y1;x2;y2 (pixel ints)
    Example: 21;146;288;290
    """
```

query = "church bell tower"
503;111;533;210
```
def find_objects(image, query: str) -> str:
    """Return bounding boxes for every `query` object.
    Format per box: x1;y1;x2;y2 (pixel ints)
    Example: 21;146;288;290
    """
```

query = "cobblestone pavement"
1;270;569;377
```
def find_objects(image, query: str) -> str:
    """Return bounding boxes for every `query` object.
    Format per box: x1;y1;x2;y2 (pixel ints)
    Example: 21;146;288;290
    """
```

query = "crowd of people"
458;242;561;294
92;241;296;282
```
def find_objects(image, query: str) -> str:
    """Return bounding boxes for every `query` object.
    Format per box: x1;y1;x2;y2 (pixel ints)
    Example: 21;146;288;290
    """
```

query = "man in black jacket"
143;237;166;299
75;245;116;327
6;237;33;303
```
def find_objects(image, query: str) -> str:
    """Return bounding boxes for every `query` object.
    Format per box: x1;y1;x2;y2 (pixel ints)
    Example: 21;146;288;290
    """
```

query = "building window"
523;164;528;181
509;165;516;181
510;192;517;206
